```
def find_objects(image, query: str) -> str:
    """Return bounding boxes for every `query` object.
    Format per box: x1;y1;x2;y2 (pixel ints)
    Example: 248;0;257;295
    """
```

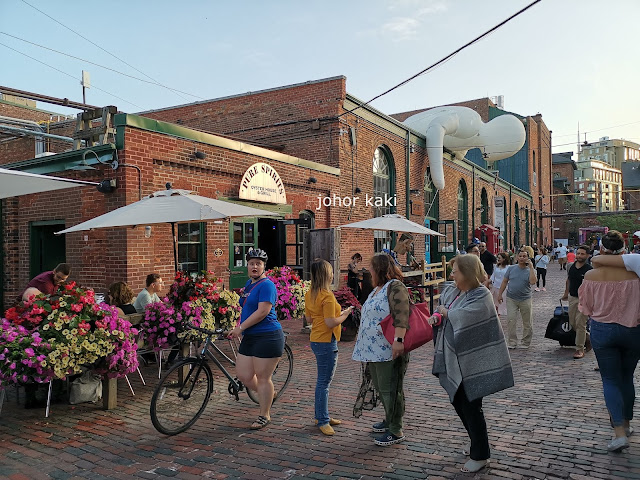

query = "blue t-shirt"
240;278;280;334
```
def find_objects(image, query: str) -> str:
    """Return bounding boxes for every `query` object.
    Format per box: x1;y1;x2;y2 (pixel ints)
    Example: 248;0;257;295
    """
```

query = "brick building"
1;77;535;310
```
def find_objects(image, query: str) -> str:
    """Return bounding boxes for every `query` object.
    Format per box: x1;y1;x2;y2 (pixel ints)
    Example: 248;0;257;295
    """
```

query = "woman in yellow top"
305;259;354;436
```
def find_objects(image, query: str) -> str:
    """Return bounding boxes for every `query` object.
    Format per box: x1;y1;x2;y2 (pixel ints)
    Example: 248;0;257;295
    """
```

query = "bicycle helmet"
246;248;268;263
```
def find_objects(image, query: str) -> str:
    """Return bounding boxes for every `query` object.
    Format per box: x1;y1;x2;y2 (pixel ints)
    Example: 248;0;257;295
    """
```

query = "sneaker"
372;420;387;433
508;345;516;350
374;431;405;446
541;287;546;292
607;436;629;452
534;287;540;292
626;426;634;437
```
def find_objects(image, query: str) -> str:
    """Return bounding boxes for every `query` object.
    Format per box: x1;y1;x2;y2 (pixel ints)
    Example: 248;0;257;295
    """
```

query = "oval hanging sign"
239;162;287;204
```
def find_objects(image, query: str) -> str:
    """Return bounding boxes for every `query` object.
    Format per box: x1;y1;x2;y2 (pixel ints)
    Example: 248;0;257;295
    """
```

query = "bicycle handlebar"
186;322;230;338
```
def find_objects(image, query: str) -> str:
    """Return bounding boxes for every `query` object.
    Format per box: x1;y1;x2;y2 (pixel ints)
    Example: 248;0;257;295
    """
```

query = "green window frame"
373;146;396;252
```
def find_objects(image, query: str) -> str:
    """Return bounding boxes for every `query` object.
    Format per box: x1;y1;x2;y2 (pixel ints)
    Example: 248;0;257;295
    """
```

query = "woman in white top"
534;247;550;292
489;252;511;316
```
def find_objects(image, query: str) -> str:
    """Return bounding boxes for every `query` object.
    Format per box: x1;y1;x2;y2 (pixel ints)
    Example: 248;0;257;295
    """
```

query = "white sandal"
461;459;489;473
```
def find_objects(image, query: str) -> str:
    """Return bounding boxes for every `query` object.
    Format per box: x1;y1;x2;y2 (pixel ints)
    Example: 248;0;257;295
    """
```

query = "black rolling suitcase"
544;300;576;346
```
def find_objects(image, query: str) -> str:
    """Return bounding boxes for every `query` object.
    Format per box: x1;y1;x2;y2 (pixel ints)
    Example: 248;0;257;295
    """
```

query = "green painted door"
229;218;258;289
436;220;457;262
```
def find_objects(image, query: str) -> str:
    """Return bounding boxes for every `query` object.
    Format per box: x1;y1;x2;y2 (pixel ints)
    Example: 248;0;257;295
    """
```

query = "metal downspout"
0;199;4;314
472;164;476;237
509;185;513;249
405;131;410;219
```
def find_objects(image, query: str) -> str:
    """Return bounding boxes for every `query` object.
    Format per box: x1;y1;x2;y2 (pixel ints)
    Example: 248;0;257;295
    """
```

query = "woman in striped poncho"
428;254;514;473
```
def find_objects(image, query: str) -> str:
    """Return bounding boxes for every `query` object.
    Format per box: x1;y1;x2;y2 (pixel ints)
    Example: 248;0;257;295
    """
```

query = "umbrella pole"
171;222;178;272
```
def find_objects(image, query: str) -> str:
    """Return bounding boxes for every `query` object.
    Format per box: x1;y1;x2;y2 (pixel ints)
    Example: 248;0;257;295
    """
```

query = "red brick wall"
140;77;346;168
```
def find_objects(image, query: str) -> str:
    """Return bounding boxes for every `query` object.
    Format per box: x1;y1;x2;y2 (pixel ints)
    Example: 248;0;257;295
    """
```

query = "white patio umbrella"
339;214;443;236
0;167;98;199
56;188;279;270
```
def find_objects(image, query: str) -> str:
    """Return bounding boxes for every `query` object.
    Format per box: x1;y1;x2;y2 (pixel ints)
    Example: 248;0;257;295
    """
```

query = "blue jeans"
590;320;640;426
311;339;338;426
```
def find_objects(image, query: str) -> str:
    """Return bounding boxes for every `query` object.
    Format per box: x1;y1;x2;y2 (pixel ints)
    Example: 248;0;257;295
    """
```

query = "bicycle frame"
196;335;244;400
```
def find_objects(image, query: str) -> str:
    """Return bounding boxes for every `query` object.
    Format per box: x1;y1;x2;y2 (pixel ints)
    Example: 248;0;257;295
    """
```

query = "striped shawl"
432;285;514;403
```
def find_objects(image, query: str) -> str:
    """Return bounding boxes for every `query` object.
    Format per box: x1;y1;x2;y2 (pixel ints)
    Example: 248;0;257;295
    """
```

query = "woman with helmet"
230;248;284;430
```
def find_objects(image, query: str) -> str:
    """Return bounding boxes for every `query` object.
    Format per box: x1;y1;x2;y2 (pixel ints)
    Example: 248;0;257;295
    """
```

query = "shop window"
457;180;468;250
373;146;395;252
178;222;205;273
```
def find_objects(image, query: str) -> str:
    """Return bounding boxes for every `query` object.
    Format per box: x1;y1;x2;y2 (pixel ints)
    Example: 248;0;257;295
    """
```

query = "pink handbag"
380;303;433;352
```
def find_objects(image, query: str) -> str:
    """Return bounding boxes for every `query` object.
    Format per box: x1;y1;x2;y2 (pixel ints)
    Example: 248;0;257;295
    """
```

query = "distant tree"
596;214;639;233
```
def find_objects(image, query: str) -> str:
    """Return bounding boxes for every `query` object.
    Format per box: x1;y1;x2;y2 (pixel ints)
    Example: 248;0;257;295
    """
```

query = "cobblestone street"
0;266;638;480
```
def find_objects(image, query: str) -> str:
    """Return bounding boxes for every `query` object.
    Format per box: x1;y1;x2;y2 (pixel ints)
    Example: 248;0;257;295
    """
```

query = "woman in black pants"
534;247;550;292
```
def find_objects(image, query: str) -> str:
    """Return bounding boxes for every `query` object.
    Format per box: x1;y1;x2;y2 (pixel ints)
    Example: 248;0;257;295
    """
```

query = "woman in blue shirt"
230;249;283;430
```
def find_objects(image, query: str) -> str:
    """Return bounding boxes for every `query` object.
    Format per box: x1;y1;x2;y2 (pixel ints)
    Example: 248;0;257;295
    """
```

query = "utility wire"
19;0;188;101
554;120;640;139
0;42;142;109
339;0;542;117
0;32;204;100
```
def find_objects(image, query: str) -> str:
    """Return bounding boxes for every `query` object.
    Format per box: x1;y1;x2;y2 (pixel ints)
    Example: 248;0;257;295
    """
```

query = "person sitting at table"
19;263;71;302
133;273;163;313
348;253;363;298
108;282;137;317
382;233;414;266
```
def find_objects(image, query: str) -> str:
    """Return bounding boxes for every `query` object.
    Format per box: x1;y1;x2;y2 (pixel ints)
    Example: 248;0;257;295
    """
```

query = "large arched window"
457;180;468;250
424;168;439;220
514;201;520;248
524;208;530;246
480;188;489;225
373;146;395;252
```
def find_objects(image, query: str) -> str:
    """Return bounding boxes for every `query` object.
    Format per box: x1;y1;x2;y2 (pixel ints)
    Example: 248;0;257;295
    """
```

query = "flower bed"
0;283;139;386
140;271;240;350
265;266;310;321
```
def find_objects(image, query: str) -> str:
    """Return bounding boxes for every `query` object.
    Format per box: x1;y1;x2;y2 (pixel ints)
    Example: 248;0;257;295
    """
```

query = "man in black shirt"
479;242;497;277
561;245;592;359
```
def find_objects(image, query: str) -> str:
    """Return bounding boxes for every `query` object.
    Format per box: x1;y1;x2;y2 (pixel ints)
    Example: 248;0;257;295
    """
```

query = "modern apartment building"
579;137;640;170
574;159;624;212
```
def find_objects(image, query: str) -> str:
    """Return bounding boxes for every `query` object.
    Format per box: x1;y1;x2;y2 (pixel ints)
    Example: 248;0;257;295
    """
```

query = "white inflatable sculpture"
403;106;526;190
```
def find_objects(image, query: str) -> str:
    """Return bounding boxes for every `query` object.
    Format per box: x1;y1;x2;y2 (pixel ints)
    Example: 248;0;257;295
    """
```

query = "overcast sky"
2;0;639;157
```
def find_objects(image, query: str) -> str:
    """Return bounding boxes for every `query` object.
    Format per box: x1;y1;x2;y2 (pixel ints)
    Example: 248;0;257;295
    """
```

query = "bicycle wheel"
150;358;213;435
247;343;293;404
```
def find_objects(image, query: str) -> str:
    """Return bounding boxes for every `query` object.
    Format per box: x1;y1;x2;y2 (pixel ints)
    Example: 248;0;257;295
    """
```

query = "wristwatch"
395;337;404;343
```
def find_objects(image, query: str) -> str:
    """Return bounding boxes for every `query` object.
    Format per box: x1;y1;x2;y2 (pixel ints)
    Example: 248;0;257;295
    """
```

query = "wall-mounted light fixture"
476;206;485;212
409;145;415;153
194;151;206;160
354;187;362;194
307;177;317;184
82;148;142;200
144;226;152;238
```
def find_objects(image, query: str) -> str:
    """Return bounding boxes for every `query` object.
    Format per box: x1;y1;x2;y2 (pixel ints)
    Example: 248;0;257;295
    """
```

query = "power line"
553;120;640;139
0;42;142;109
339;0;542;117
19;0;188;101
0;32;205;100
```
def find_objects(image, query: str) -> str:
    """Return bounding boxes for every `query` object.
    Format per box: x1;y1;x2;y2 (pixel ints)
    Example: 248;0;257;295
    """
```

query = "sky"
2;0;640;157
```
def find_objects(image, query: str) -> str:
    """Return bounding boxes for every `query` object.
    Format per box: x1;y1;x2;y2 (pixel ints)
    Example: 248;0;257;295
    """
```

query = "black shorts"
238;329;285;358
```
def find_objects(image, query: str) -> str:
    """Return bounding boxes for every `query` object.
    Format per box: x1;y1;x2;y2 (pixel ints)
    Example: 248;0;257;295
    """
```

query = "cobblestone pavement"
1;266;639;480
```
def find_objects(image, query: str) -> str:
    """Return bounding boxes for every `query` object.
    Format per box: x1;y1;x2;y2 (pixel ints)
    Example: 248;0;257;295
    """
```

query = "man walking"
479;242;497;278
498;249;537;349
556;243;568;270
561;245;592;359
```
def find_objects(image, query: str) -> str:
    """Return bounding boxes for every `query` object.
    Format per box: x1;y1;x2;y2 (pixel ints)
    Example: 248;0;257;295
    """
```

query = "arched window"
514;201;520;248
424;168;439;220
457;180;468;250
524;208;530;246
373;146;395;252
480;188;488;225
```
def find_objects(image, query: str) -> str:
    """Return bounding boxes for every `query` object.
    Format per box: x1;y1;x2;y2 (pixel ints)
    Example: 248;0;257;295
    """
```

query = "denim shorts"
238;329;285;358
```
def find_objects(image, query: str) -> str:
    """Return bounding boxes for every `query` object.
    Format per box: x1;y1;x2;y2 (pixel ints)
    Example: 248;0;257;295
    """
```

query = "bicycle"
150;323;293;435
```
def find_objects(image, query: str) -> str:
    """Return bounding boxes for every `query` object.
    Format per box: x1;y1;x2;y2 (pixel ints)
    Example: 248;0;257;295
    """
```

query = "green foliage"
595;214;639;234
